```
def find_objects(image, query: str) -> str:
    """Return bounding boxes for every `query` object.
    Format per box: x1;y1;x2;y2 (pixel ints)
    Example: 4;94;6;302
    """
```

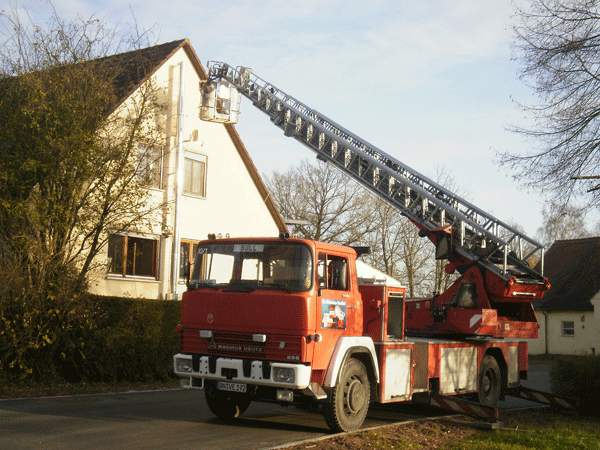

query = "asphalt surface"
0;359;553;450
0;389;455;450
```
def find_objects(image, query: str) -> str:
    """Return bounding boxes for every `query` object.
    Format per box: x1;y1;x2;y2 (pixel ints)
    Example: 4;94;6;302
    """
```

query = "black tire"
478;355;501;407
204;381;251;419
323;358;370;432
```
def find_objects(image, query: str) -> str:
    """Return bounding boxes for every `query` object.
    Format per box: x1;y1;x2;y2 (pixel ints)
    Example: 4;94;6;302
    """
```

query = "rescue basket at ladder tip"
199;66;242;124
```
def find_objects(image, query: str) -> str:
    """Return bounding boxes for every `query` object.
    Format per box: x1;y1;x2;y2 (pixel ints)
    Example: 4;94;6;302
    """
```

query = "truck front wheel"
324;358;370;432
204;381;251;419
478;355;501;407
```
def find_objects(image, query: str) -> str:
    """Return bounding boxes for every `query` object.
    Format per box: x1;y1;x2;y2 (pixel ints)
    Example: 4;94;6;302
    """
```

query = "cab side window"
317;253;349;291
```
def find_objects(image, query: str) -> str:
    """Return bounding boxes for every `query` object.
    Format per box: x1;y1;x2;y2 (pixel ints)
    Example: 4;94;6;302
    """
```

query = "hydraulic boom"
199;62;550;338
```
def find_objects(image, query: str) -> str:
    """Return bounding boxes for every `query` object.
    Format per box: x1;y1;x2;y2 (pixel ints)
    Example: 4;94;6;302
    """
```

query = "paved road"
0;359;552;450
0;389;314;450
497;357;553;410
0;389;450;450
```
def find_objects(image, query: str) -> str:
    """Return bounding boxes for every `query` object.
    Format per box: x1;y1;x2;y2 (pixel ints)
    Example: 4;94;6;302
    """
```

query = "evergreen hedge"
1;294;181;384
68;296;181;383
551;355;600;416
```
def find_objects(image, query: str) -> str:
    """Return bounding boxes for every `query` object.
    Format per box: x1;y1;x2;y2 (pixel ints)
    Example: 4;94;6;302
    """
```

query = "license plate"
217;382;247;393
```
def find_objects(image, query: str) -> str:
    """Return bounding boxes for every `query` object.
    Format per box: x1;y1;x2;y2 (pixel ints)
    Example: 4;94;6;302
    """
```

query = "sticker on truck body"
321;298;347;329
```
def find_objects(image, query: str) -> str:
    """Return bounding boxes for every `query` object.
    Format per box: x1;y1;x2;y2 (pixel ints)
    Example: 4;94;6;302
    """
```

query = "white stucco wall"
89;47;280;300
591;291;600;356
527;307;547;355
528;309;598;356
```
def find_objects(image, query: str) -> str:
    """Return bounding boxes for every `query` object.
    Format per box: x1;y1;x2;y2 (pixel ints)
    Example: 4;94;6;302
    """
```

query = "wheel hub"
346;378;366;414
482;372;492;394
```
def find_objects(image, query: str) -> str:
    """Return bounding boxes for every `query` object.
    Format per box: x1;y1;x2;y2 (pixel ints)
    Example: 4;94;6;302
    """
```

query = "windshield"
189;242;313;292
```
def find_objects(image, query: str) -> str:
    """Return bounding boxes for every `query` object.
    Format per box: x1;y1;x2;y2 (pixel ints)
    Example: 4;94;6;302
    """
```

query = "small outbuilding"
528;237;600;355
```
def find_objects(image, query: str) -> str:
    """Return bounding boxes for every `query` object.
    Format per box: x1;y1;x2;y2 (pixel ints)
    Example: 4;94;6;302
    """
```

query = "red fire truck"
173;63;554;432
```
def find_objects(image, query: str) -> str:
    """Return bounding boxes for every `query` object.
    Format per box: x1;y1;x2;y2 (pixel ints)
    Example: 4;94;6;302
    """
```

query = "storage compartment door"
383;348;412;401
439;347;477;394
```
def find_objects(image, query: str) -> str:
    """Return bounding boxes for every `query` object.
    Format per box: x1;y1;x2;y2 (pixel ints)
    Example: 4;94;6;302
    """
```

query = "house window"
184;155;206;197
139;143;164;189
180;240;199;278
562;321;575;337
108;234;158;278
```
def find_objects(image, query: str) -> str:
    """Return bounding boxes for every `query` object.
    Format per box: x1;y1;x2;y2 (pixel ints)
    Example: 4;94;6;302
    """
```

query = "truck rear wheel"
204;381;251;419
478;355;501;407
324;358;370;432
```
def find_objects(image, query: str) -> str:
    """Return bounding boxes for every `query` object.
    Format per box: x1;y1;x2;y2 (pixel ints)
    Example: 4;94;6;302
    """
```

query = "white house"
88;39;286;300
528;237;600;355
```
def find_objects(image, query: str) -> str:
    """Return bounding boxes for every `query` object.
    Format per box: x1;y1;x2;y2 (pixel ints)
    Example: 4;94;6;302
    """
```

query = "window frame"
561;320;575;337
180;239;200;279
138;143;165;190
107;234;159;280
183;152;207;198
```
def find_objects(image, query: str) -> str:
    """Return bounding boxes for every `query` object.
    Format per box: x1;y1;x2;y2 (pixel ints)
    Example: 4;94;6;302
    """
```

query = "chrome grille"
181;329;305;362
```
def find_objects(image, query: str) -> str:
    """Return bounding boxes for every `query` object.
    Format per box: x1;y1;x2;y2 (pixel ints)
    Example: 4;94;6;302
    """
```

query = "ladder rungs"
207;62;546;281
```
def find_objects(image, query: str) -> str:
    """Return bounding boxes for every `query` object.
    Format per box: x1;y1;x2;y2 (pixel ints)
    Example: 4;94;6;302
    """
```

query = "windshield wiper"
264;283;295;293
223;287;255;293
224;281;257;293
188;280;220;290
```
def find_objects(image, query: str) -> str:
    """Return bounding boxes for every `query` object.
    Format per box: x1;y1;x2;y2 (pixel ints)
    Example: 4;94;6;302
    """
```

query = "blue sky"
7;0;555;237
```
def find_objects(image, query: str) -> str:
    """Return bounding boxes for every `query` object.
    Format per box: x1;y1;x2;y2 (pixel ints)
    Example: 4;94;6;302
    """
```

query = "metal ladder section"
203;62;545;282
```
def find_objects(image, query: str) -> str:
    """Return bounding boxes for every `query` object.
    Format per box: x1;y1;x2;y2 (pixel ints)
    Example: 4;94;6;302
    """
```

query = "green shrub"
0;240;97;381
1;288;181;384
66;296;181;383
551;355;600;416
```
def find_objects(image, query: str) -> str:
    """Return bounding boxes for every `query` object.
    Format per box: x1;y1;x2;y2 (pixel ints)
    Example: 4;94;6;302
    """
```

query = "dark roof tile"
92;39;187;112
534;237;600;311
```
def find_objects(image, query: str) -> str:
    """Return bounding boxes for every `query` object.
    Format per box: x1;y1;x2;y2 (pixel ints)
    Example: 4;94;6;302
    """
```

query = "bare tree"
361;196;404;278
536;201;590;245
264;159;374;246
358;197;430;297
503;0;600;209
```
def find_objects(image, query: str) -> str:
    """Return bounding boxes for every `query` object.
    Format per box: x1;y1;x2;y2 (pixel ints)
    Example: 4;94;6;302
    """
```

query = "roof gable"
100;39;285;232
2;38;285;233
98;39;203;113
534;237;600;311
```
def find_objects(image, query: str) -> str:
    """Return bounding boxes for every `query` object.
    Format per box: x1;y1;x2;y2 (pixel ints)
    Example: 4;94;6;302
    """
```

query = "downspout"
542;311;549;355
171;61;185;300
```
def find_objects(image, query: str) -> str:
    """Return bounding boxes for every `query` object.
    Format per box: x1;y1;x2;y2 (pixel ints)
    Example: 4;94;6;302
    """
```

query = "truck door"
313;252;356;370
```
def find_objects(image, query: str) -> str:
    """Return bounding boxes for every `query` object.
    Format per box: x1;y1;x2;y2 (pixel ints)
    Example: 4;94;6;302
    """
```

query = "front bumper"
173;353;312;390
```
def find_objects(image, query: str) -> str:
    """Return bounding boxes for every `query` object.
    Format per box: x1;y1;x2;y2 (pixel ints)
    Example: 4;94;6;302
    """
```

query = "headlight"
273;367;295;383
175;357;193;374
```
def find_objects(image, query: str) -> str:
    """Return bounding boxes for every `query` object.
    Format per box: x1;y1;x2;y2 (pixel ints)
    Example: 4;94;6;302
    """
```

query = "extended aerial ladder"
199;62;550;339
